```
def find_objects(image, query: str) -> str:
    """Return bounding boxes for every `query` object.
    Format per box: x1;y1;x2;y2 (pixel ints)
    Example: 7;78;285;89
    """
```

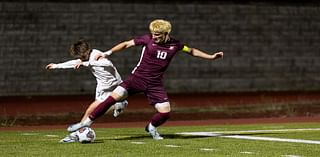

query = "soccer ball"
75;127;96;143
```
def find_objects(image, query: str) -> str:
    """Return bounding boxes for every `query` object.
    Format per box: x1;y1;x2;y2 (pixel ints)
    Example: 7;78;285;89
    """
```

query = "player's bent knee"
155;102;171;113
112;86;128;100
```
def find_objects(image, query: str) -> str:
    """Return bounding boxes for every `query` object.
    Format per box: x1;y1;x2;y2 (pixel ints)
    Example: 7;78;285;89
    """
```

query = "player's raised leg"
67;96;116;132
80;100;101;122
66;100;102;133
67;86;127;132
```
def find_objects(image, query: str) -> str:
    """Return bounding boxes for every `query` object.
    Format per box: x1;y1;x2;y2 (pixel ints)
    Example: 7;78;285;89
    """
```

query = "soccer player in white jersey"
46;39;128;142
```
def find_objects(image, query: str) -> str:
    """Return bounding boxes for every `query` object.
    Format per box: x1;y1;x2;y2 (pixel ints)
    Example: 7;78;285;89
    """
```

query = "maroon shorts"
119;74;169;105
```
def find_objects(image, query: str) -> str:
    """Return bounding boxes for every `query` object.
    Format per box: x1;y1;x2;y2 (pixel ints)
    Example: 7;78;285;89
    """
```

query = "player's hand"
75;62;82;69
212;51;223;60
45;63;55;70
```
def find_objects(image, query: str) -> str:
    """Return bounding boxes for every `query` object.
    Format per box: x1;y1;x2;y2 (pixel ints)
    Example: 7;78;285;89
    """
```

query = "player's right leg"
66;96;117;132
80;100;101;122
67;86;127;132
66;100;100;133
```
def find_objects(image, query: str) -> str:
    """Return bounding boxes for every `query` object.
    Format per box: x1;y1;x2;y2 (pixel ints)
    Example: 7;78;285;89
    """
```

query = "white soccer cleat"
59;134;77;143
145;123;164;140
113;100;128;117
67;118;93;133
67;123;85;133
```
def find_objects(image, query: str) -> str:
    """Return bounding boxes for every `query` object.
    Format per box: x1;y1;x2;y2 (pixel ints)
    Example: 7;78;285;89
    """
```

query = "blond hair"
149;19;172;34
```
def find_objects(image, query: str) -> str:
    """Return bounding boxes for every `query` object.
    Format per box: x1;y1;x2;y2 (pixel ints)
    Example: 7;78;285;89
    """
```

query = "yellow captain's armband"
182;45;191;53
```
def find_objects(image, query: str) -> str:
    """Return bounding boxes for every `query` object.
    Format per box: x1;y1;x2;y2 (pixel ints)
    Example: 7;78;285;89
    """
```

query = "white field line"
45;134;59;137
212;128;320;134
131;141;145;144
21;133;39;136
240;151;254;154
177;128;320;145
281;155;302;157
200;148;219;151
223;135;320;145
164;144;181;148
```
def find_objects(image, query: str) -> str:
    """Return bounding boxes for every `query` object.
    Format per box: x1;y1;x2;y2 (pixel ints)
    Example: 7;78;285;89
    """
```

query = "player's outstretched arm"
96;40;135;60
45;59;82;70
188;48;223;60
110;39;135;53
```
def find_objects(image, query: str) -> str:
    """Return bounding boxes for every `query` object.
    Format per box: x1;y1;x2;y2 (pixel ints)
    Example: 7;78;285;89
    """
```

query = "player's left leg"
145;84;171;140
145;102;171;140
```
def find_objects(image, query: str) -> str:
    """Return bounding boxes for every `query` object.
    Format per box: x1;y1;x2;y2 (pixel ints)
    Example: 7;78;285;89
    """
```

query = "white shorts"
95;89;112;102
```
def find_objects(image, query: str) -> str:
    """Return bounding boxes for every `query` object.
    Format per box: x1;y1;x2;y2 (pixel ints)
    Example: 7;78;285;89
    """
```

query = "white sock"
148;123;156;130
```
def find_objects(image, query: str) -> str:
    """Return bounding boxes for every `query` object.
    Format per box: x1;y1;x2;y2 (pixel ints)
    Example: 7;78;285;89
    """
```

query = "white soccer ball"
76;127;96;143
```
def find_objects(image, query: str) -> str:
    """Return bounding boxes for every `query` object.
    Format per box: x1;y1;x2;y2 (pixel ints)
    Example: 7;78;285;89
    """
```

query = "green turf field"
1;123;319;157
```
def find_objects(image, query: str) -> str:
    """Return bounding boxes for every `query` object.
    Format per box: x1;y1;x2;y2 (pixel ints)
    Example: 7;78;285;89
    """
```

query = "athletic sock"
89;96;116;120
147;123;155;130
150;112;170;127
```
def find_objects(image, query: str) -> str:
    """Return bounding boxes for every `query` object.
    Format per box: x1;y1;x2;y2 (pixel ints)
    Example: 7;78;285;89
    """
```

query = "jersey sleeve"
89;58;113;67
89;49;113;67
133;34;151;46
54;59;82;69
81;61;89;67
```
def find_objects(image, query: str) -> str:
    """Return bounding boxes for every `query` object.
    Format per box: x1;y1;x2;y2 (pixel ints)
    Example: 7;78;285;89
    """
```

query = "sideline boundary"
177;128;320;145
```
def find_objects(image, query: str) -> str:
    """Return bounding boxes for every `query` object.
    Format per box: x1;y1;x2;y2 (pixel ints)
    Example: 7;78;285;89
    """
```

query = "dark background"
1;0;320;96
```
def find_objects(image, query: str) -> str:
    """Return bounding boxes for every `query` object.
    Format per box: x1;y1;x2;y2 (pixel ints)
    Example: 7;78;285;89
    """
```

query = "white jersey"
51;49;122;102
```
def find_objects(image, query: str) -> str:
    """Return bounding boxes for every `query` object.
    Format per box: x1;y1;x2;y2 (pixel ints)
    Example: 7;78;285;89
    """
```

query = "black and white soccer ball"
75;127;96;143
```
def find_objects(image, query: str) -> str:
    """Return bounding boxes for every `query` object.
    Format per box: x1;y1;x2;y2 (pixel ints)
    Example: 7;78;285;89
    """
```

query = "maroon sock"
89;96;116;120
150;112;170;127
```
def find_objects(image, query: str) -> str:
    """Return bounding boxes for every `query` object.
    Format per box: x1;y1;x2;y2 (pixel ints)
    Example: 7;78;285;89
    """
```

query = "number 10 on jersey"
156;50;167;60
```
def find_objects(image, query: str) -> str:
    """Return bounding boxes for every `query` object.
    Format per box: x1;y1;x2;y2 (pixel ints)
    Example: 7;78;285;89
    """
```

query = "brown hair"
69;39;91;60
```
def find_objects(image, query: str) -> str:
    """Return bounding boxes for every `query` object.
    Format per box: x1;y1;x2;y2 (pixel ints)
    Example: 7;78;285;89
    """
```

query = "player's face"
151;32;166;43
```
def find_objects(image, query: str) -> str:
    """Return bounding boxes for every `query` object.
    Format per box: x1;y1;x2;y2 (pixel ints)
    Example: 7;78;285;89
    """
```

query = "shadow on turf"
112;134;207;140
92;139;104;143
74;139;104;144
112;132;282;140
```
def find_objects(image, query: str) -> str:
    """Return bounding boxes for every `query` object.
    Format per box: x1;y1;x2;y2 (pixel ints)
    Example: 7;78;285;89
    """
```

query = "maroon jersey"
132;34;184;82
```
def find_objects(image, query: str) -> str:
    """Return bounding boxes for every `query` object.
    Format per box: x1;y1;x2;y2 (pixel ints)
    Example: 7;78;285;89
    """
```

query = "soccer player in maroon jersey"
68;19;224;140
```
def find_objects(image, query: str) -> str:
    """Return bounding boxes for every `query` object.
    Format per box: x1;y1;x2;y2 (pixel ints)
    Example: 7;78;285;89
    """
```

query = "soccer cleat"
59;135;77;143
67;123;85;133
67;118;92;133
145;124;164;140
113;100;128;117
